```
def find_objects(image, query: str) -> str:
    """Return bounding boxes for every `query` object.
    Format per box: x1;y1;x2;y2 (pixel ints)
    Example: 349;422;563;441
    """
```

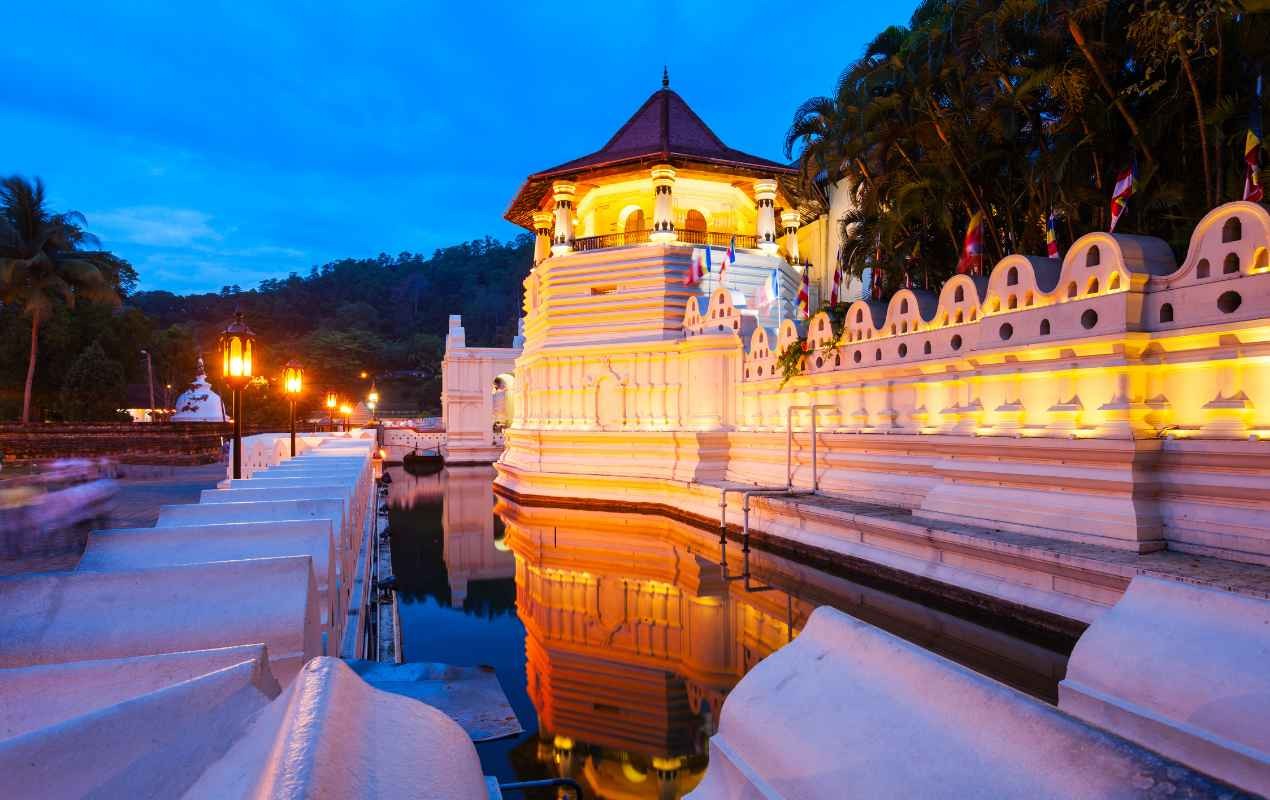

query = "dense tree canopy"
786;0;1270;294
130;235;532;417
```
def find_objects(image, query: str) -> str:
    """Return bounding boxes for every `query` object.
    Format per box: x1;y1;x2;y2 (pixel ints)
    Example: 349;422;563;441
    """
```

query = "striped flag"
718;236;736;284
1109;162;1137;232
797;267;810;319
956;212;984;275
684;248;705;285
757;269;778;310
1245;74;1264;203
829;263;843;305
1046;211;1061;259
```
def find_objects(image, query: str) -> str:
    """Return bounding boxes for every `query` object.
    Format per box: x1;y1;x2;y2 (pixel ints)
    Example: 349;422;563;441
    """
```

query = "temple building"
505;70;825;331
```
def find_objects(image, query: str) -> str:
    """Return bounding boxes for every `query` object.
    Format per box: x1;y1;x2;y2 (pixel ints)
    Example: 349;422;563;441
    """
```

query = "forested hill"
131;234;533;402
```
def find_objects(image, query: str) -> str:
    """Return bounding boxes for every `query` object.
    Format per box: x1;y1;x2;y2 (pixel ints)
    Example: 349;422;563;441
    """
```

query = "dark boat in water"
402;448;444;475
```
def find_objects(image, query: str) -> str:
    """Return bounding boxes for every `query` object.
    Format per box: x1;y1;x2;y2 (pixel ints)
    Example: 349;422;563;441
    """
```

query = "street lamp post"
339;403;352;432
283;360;303;457
367;383;379;423
325;391;338;432
219;311;256;479
140;349;156;422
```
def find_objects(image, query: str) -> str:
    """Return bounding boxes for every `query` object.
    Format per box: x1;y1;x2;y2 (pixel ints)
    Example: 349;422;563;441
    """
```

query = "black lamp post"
283;360;303;457
326;391;338;432
219;310;256;479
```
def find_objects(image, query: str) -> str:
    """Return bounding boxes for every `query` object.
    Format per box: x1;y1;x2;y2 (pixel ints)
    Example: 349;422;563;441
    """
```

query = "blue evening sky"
2;2;911;294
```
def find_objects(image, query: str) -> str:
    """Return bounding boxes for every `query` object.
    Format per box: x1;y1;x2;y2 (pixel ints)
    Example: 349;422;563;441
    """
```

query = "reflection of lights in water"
621;761;649;783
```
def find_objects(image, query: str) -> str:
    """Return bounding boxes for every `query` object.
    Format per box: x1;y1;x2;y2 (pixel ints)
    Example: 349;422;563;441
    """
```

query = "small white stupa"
171;356;231;422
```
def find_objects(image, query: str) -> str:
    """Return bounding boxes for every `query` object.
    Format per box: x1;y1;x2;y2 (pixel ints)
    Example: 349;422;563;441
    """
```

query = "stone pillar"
755;179;780;256
551;181;576;256
781;210;801;264
650;164;677;243
532;211;554;264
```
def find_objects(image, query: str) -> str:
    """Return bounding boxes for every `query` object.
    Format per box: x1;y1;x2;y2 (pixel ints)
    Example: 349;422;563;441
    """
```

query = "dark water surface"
387;466;1072;799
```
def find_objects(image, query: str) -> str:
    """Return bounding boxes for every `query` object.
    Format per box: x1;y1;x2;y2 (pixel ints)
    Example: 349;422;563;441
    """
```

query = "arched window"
624;208;646;233
954;286;965;303
1159;303;1174;323
1087;277;1100;295
1224;253;1240;274
1039;319;1051;336
1006;266;1019;286
923;341;932;355
1086;246;1101;267
901;298;909;314
684;209;707;233
1196;259;1211;279
1108;272;1120;290
1067;281;1078;298
1222;217;1242;243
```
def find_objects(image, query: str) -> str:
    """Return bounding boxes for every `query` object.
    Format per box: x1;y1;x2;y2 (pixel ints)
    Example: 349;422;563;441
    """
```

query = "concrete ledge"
0;658;276;798
79;521;340;641
185;657;489;799
687;606;1238;799
1059;576;1270;796
0;644;277;741
0;557;322;685
156;498;353;583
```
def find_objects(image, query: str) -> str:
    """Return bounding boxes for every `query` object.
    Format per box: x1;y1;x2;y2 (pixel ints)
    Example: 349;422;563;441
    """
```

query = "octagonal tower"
508;73;813;354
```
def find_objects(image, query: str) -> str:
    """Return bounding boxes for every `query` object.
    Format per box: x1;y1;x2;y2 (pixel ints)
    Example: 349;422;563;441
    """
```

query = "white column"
781;210;801;264
551;181;576;256
532;211;554;263
755;179;779;255
650;164;677;243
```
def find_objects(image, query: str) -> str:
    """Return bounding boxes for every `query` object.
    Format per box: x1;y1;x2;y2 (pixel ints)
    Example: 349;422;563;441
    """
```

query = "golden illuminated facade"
473;77;1270;638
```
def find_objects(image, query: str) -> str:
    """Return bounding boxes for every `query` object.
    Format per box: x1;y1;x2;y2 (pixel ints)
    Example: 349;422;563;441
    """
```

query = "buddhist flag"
757;269;778;310
719;236;736;284
956;212;984;275
1046;211;1061;259
1245;75;1264;203
1109;161;1137;232
829;263;843;305
797;267;810;320
684;248;705;285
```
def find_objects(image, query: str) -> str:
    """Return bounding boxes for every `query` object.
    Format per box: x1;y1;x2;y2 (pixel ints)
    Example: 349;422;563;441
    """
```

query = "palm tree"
0;176;120;423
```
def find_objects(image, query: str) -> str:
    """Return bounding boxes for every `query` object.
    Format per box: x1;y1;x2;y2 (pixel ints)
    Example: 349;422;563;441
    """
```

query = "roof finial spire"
662;65;669;89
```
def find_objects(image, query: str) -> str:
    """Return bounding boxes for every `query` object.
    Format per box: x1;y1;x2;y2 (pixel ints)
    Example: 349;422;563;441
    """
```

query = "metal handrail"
786;404;837;491
715;403;836;591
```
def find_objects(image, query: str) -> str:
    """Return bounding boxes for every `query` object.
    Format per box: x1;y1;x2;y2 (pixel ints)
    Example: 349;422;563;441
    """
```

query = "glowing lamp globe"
326;391;338;410
283;360;303;396
368;384;379;405
219;311;256;391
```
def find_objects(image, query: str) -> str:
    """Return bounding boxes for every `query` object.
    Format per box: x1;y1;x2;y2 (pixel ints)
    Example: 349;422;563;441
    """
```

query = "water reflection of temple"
499;501;805;799
497;495;1071;799
388;467;515;612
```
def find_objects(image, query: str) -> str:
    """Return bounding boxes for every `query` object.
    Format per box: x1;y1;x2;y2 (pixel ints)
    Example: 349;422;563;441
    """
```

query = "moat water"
386;465;1074;799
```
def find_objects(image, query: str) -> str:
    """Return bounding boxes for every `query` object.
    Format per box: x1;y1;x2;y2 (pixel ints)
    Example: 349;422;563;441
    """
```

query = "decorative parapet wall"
500;202;1270;564
740;202;1270;442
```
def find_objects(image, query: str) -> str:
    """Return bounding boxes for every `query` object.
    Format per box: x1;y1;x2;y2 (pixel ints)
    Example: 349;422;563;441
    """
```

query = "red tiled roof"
505;86;796;229
535;88;793;178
